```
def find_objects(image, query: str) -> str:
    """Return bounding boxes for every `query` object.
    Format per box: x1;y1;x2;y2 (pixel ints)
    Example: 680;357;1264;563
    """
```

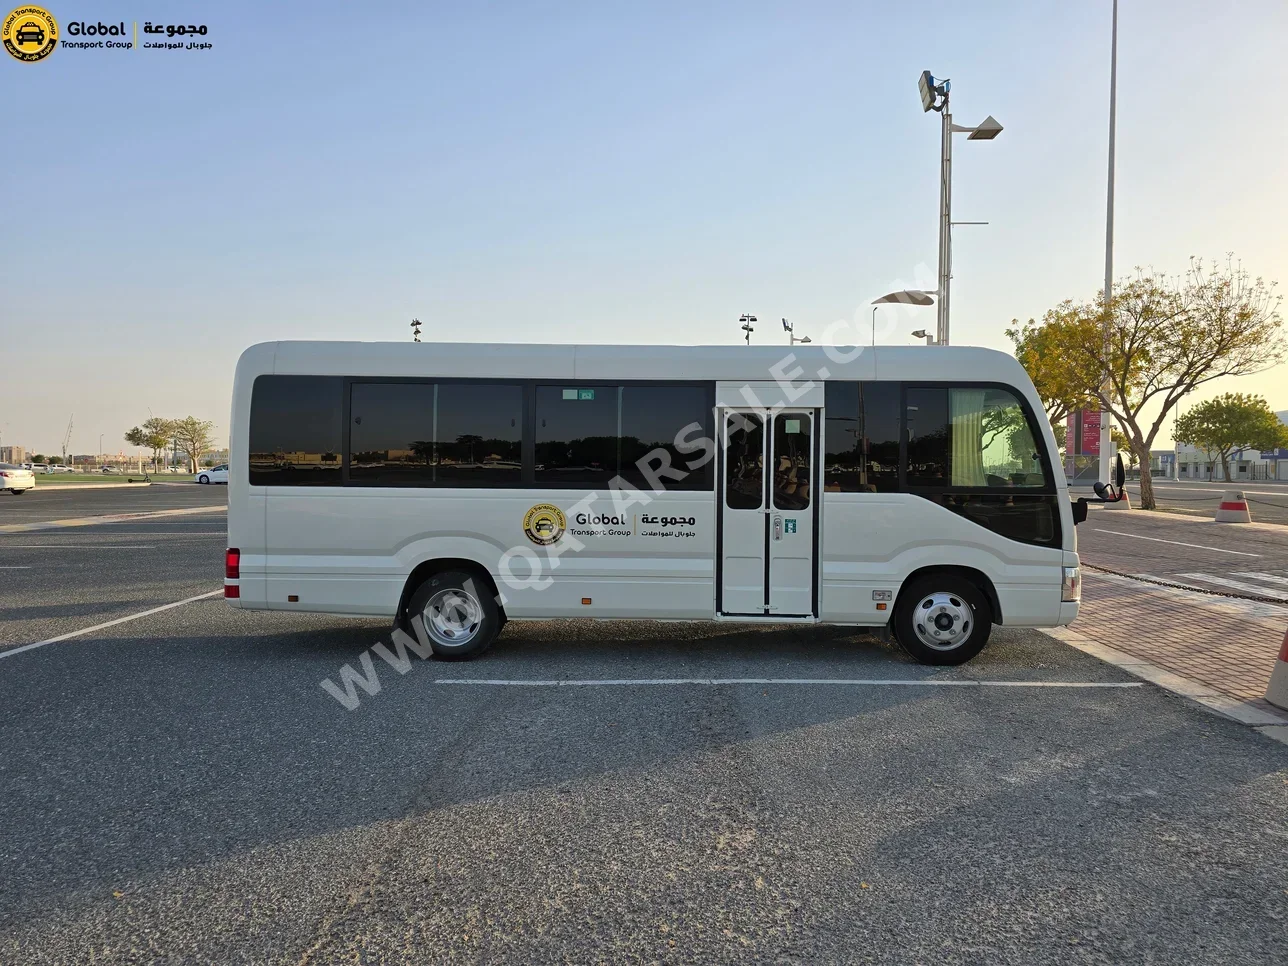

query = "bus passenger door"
719;410;768;616
768;410;816;617
718;408;819;618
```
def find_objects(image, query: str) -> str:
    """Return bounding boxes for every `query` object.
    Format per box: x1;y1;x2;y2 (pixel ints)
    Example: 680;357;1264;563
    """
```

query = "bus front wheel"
407;569;500;659
893;574;992;666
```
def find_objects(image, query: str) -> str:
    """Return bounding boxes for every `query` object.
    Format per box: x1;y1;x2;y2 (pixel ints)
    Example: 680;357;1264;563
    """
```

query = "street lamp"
739;313;756;345
782;318;811;346
918;71;1003;345
872;290;935;346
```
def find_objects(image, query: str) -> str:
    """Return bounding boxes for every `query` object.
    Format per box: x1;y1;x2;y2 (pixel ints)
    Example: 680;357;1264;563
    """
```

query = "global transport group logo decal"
523;504;566;546
3;5;57;61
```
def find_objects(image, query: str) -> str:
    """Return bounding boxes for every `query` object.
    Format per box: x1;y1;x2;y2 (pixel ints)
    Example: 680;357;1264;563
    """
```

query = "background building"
1154;411;1288;481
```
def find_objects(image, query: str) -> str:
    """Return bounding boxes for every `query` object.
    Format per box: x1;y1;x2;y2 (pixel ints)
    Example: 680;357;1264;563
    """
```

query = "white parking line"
1234;572;1288;587
0;566;32;569
1174;572;1288;598
432;678;1142;688
0;545;158;549
1090;528;1261;556
0;590;222;660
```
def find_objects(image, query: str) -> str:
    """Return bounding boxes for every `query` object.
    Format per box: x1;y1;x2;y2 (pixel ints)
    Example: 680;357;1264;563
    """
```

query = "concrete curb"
1041;625;1288;746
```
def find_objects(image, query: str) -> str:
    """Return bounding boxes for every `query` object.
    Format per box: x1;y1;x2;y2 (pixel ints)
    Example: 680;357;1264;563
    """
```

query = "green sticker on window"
785;419;801;434
562;389;578;400
578;388;596;400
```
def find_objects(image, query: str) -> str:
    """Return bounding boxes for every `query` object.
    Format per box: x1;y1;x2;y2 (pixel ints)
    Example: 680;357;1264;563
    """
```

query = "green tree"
1008;257;1283;509
172;417;216;473
1006;310;1099;438
1175;393;1288;482
125;417;176;469
48;455;63;465
31;454;46;464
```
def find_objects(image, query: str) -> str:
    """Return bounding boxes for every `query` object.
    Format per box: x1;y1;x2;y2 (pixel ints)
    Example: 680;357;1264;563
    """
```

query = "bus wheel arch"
397;559;506;659
892;566;999;666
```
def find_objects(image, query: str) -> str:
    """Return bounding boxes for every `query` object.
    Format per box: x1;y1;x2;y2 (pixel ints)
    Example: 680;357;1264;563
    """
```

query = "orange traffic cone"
1102;488;1131;510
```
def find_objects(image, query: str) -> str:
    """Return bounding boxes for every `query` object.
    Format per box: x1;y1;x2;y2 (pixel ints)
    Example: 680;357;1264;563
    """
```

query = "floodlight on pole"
410;318;422;343
782;318;811;346
919;70;1002;346
739;313;756;345
910;329;935;346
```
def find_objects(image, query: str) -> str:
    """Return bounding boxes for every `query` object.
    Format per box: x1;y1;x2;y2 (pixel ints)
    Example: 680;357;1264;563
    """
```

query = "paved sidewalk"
1074;570;1287;706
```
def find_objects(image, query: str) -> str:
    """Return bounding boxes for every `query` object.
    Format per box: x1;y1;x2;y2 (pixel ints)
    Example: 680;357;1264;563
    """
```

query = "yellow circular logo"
523;503;566;546
3;5;57;61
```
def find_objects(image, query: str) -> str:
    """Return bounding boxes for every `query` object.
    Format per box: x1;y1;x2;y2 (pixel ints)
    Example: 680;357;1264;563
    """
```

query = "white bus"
225;341;1082;665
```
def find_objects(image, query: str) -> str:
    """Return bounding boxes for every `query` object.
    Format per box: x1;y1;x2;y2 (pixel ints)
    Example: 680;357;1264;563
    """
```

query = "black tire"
405;569;500;659
893;573;992;666
12;489;26;496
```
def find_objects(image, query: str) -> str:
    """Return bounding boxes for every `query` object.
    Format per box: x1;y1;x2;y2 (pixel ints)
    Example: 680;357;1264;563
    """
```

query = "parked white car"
197;464;229;485
0;464;35;494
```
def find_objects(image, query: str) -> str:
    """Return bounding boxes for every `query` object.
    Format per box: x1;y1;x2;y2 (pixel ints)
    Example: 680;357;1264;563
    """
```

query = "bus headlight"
1062;566;1082;602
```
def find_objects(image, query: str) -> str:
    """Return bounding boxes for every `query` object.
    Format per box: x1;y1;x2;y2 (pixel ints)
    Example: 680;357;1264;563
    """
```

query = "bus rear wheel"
407;569;500;659
893;574;992;666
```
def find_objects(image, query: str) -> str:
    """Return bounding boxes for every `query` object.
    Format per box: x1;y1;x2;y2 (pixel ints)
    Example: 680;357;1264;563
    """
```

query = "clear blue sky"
3;0;1285;456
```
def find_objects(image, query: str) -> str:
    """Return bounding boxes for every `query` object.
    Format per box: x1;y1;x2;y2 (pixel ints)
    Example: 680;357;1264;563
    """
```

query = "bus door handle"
772;514;783;541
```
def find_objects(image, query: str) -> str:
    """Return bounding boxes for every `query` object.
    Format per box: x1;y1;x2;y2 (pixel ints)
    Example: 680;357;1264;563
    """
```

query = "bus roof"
236;341;1031;387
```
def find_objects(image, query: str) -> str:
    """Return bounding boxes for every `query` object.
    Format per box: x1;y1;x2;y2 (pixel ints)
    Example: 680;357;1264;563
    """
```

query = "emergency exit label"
784;519;797;533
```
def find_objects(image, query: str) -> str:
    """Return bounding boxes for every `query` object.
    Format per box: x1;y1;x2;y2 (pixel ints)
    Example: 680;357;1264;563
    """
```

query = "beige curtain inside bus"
949;390;987;486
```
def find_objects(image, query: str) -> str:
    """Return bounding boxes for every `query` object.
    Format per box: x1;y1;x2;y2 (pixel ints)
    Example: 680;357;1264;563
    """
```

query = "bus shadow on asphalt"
205;610;1114;678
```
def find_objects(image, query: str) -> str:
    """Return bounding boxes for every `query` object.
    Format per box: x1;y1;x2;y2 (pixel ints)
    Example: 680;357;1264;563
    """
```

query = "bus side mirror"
1072;498;1088;525
1093;481;1113;502
1115;452;1126;489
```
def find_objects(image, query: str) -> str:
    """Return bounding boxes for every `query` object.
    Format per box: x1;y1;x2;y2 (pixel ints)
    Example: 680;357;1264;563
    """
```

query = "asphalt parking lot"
2;487;1286;964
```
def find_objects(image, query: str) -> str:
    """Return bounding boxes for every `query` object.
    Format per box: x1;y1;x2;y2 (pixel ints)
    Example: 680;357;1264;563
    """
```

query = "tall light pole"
739;313;756;345
1097;0;1119;485
918;71;1003;345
